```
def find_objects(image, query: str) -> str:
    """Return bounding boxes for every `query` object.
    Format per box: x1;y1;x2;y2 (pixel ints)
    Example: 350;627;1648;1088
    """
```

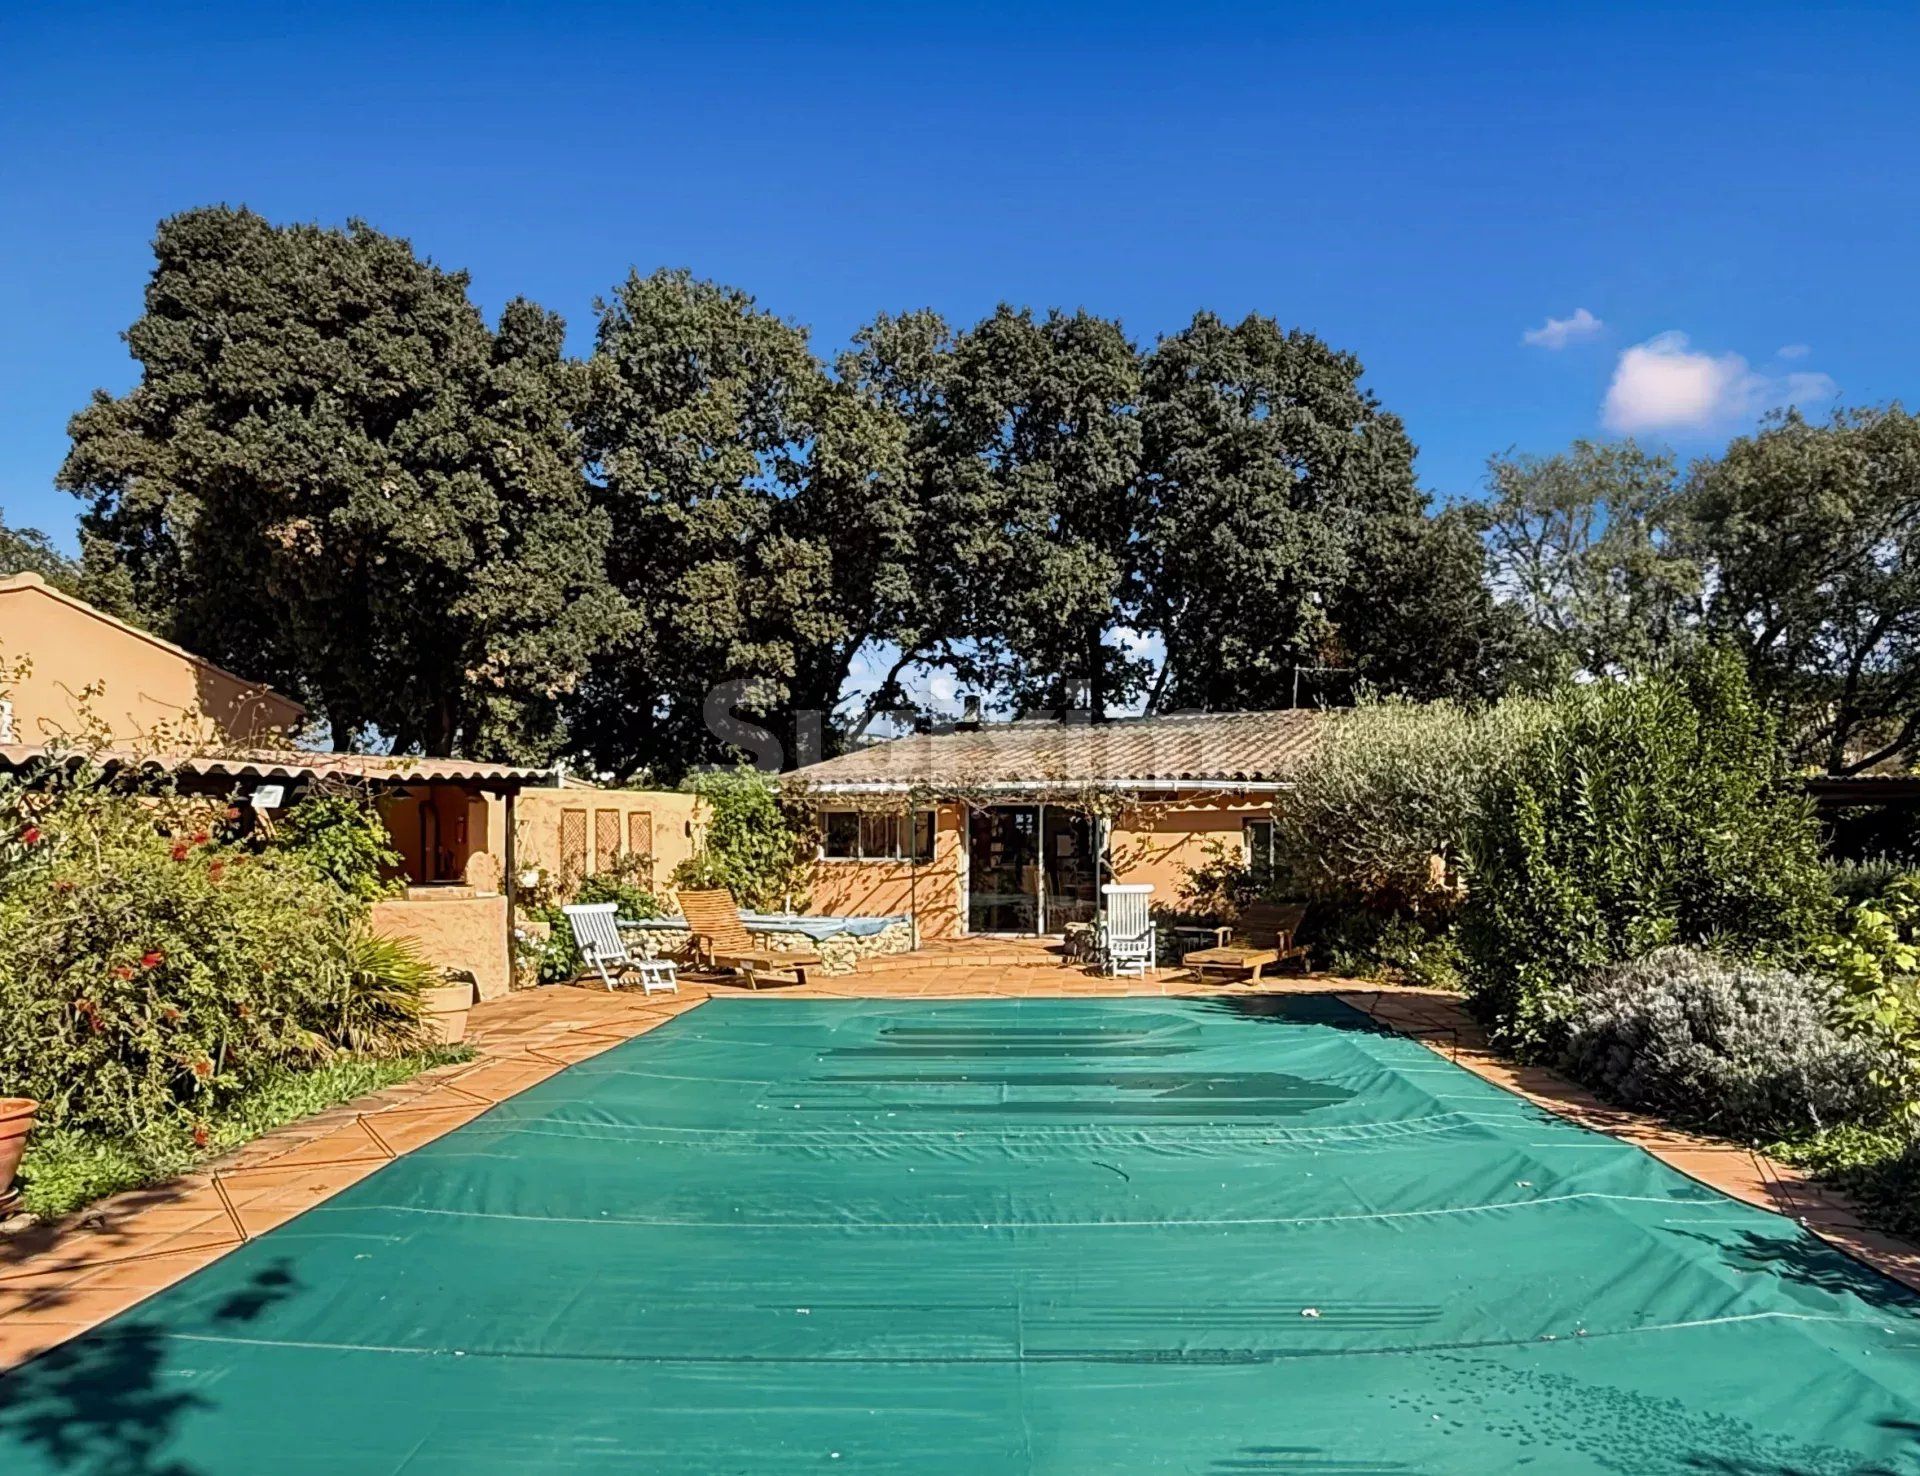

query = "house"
0;574;698;997
0;572;303;748
784;709;1322;938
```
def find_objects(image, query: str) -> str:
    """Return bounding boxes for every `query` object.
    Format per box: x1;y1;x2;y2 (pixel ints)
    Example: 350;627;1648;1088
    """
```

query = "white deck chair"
1099;883;1157;977
562;903;679;994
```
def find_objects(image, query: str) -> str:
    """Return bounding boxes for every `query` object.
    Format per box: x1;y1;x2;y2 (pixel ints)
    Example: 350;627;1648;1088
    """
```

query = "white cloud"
1522;307;1604;349
1601;331;1837;434
1776;343;1811;359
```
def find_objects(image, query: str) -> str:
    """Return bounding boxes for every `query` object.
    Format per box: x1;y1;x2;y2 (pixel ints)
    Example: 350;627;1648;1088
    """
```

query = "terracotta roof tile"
786;710;1323;792
0;745;550;789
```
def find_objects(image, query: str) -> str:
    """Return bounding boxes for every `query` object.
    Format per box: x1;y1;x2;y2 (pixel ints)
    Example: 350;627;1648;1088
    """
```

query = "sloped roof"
786;710;1323;793
0;745;551;790
0;572;306;723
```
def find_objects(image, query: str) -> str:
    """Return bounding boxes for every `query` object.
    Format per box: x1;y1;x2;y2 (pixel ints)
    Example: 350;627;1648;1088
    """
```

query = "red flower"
207;860;226;883
191;1122;210;1148
160;1004;181;1022
140;949;164;970
235;1002;251;1019
223;806;241;821
170;842;190;862
18;824;40;845
72;997;96;1016
110;964;134;981
190;830;209;846
191;1057;213;1079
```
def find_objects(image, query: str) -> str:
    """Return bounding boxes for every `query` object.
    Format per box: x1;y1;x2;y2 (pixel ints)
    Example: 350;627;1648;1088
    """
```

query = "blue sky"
3;0;1917;555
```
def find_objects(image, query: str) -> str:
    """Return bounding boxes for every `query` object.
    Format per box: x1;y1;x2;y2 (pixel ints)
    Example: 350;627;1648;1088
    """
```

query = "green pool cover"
4;996;1918;1473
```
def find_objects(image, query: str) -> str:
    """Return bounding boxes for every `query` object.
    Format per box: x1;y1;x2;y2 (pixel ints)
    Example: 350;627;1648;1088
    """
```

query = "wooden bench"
1181;901;1309;983
674;888;821;989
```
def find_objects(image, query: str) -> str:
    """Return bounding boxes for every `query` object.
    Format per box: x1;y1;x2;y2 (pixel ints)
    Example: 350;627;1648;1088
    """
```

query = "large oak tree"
60;207;619;757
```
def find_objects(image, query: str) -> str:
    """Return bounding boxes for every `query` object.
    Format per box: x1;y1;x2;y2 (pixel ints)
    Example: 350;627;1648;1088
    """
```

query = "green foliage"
1482;439;1698;681
1139;312;1511;709
15;1046;469;1219
1687;407;1920;774
0;768;358;1141
1320;912;1467;990
671;766;814;912
0;507;80;591
1810;874;1920;1119
576;854;667;921
60;206;622;757
1460;650;1833;1056
1271;696;1550;918
1771;1123;1920;1242
332;927;433;1056
1827;857;1917;907
275;790;402;902
1561;948;1887;1141
573;269;832;778
941;306;1145;715
1174;838;1276;919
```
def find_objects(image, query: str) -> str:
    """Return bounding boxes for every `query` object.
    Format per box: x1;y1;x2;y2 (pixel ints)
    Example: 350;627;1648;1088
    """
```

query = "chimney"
958;694;983;730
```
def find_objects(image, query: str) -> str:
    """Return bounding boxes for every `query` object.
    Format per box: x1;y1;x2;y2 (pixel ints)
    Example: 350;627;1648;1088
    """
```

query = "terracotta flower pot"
420;983;472;1046
0;1097;37;1205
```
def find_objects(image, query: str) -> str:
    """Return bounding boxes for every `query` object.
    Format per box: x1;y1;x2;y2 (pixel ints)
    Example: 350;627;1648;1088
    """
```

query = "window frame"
1242;816;1277;869
817;808;938;862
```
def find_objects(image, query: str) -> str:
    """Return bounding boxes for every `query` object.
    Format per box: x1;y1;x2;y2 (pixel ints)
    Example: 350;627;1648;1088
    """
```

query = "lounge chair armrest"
1211;925;1233;946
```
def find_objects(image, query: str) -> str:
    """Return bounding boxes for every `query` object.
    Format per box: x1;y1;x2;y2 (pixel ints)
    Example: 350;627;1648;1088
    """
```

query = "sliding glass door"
966;805;1098;934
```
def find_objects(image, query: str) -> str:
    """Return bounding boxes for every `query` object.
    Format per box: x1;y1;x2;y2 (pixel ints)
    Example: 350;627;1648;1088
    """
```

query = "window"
823;811;860;858
819;809;937;861
1243;817;1277;869
860;812;898;860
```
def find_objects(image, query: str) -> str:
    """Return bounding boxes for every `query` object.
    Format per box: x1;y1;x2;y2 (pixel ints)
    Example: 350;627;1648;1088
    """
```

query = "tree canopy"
61;206;620;757
49;207;1916;780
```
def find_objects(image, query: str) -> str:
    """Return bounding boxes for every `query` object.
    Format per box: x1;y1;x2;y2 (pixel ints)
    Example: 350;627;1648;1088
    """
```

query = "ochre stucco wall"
1108;799;1273;909
805;796;1270;938
369;892;511;1002
808;801;966;938
0;573;304;747
502;788;704;893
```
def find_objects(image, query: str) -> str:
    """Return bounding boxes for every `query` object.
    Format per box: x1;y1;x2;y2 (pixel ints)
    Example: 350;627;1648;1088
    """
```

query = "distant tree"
1138;312;1489;709
938;306;1144;717
59;207;618;756
1684;407;1920;774
0;509;78;590
781;311;950;746
573;269;836;779
1481;439;1698;680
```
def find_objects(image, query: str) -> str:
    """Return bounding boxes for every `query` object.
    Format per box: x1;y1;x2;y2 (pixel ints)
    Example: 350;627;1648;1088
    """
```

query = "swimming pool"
4;996;1916;1472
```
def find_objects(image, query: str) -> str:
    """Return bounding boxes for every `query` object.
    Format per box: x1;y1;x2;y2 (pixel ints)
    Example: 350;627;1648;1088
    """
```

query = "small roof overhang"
0;745;555;795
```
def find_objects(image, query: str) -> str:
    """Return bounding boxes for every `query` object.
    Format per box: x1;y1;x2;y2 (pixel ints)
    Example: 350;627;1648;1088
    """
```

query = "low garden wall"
623;916;917;976
370;889;510;1001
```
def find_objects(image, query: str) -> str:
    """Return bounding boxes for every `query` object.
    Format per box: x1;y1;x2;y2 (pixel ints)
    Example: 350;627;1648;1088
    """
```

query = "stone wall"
623;919;918;977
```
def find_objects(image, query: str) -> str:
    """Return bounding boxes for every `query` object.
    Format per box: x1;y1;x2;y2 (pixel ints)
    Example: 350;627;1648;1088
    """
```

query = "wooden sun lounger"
1182;902;1309;983
674;888;822;989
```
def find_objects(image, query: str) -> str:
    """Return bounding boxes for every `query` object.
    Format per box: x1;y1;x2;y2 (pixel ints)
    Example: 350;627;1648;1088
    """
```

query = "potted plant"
422;969;475;1045
0;1096;37;1207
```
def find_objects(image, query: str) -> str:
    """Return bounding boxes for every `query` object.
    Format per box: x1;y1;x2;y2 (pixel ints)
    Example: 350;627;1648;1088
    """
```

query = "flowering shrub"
0;766;355;1140
1560;948;1887;1140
